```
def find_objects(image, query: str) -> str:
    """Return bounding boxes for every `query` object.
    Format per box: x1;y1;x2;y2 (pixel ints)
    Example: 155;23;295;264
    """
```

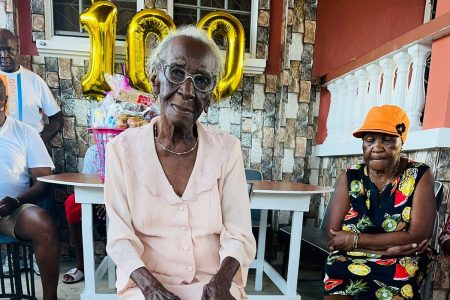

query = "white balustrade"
323;41;431;146
325;82;337;142
331;79;346;142
392;52;412;108
354;69;369;130
379;58;396;105
343;75;357;140
406;44;431;131
365;64;381;114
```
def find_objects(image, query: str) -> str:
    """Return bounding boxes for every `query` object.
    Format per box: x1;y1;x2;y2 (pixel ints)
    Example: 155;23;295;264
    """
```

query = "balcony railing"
327;41;430;140
316;38;450;157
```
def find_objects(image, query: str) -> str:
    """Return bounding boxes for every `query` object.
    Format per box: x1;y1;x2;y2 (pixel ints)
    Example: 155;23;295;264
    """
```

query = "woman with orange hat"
324;105;436;299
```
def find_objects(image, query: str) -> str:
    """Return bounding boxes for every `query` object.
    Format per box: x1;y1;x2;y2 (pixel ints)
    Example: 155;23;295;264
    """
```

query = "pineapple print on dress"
345;279;368;296
349;180;364;198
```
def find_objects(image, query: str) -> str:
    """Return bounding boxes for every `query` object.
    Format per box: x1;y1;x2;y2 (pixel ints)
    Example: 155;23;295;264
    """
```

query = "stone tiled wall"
2;0;320;257
0;0;14;30
316;150;450;298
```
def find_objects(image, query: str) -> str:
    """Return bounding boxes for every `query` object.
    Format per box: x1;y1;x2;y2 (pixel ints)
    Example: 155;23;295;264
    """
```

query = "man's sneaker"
32;254;40;276
2;256;25;275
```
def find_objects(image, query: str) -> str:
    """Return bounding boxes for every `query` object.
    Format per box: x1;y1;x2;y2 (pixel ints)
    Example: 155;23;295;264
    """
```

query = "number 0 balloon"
126;9;176;93
197;12;245;100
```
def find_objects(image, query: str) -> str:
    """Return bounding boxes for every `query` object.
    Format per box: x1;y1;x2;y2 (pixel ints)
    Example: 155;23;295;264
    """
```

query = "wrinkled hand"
0;196;20;217
328;229;355;251
95;205;106;220
143;283;180;300
384;239;429;256
201;278;234;300
131;267;180;300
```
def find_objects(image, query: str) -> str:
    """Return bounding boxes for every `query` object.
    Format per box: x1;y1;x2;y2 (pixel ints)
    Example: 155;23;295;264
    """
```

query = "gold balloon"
126;9;176;93
197;12;245;100
80;1;117;100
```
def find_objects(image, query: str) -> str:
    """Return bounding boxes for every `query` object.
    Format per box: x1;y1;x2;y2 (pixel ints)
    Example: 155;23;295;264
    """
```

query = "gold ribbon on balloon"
126;9;175;93
197;11;245;100
80;1;117;100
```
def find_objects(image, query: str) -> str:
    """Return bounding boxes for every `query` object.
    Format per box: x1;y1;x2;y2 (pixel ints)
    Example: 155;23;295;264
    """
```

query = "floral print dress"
324;160;432;300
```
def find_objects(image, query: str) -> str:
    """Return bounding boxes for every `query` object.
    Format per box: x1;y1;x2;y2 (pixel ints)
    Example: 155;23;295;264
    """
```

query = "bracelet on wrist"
352;232;360;250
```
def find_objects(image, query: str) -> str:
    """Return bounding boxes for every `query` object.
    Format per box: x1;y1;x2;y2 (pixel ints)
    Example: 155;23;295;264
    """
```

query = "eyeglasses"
163;65;215;92
0;47;16;56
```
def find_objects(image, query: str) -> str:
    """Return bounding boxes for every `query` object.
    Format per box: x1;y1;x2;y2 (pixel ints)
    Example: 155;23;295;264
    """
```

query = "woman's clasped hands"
328;229;355;252
328;229;430;256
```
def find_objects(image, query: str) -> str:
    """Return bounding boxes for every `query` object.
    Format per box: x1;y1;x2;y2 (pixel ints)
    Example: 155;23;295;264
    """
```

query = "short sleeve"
83;145;100;174
37;75;60;117
104;139;146;294
25;127;54;169
218;137;256;288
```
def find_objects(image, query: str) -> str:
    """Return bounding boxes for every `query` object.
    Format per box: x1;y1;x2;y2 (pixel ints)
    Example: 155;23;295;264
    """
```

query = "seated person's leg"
1;204;60;300
30;194;56;276
36;194;57;219
63;194;84;283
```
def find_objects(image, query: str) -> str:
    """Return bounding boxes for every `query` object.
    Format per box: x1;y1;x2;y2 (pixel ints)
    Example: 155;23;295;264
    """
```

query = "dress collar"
126;116;221;204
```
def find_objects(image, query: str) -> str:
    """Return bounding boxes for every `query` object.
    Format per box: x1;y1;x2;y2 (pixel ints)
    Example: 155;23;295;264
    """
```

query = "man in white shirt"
0;28;63;148
0;78;59;299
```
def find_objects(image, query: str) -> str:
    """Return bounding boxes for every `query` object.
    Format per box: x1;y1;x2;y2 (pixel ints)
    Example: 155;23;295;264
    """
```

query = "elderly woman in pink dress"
104;26;256;300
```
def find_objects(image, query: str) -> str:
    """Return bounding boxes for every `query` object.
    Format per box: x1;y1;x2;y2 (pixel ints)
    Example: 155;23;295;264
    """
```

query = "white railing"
315;40;450;156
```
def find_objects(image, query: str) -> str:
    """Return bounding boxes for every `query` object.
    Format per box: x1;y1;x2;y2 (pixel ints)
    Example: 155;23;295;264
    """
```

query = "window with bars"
52;0;136;40
173;0;252;52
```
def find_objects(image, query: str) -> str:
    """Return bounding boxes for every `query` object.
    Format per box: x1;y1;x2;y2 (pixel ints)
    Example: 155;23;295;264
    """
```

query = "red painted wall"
422;1;450;129
312;0;426;79
265;0;283;75
17;0;38;56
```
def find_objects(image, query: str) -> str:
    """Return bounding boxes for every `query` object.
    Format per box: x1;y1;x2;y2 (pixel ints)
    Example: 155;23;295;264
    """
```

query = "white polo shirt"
0;66;60;133
0;117;54;199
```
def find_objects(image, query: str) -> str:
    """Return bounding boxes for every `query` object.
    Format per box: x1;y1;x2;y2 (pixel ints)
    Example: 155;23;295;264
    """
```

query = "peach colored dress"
104;117;256;300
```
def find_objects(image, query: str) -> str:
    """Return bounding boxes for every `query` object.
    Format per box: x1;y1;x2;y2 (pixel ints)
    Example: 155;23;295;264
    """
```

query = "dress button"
181;226;187;232
187;266;193;272
182;246;190;251
178;206;185;211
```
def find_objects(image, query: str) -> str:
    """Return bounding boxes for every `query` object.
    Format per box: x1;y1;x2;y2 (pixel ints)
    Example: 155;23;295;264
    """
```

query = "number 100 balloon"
80;1;245;101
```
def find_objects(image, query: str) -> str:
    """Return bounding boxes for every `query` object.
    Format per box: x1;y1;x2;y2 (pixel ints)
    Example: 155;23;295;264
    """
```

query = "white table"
38;174;332;300
38;173;113;300
248;181;333;300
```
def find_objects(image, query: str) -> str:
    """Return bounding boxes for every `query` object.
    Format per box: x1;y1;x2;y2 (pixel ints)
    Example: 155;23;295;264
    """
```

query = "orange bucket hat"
353;105;410;143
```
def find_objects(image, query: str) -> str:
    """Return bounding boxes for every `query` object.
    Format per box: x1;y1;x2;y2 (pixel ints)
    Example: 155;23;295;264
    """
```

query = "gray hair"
148;25;224;79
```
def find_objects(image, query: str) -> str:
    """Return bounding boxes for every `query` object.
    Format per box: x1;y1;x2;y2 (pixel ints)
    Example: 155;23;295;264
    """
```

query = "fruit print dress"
324;160;432;300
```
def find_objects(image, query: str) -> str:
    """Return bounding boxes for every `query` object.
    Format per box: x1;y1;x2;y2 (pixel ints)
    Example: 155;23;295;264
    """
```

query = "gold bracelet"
352;232;358;249
354;232;360;249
